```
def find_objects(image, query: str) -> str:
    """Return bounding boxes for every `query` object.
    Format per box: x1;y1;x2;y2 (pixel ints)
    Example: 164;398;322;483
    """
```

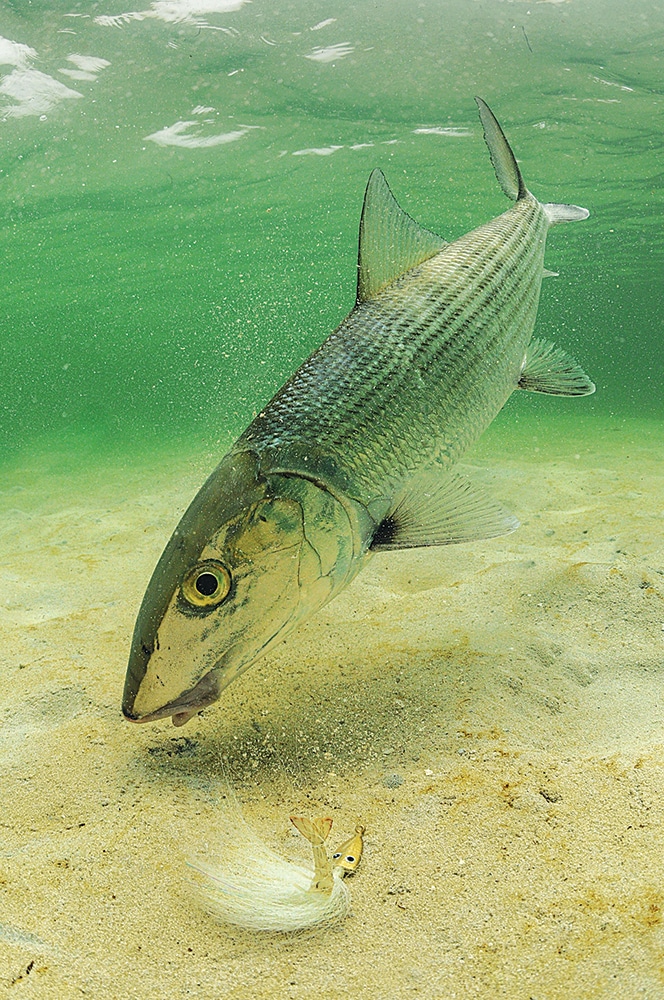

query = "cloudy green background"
1;0;662;462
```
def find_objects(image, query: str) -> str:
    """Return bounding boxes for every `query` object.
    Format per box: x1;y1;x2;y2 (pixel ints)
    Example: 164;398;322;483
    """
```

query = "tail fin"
475;97;526;202
290;816;333;846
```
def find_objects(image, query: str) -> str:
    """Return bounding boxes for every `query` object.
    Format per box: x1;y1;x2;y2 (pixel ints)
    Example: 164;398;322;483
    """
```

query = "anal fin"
519;338;595;396
543;203;589;225
370;473;519;552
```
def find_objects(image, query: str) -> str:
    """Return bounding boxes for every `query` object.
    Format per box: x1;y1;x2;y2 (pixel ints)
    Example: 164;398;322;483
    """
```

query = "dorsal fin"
475;97;527;202
357;169;447;302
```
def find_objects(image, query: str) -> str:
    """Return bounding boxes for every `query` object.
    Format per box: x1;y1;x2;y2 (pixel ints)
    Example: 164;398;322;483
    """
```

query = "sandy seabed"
1;413;663;999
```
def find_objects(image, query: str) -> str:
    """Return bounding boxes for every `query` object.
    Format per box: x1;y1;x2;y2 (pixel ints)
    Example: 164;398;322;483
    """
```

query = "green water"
1;0;662;463
2;5;664;994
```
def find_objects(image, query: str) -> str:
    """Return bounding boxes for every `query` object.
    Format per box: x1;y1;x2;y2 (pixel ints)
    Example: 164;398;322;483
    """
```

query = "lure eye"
181;560;231;608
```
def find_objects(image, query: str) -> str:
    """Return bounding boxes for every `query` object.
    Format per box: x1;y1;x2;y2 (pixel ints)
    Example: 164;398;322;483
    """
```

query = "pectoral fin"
370;473;519;551
357;169;447;302
518;338;595;396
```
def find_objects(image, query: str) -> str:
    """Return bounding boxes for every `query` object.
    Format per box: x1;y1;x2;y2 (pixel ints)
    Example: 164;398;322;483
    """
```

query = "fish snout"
122;662;222;726
122;633;154;721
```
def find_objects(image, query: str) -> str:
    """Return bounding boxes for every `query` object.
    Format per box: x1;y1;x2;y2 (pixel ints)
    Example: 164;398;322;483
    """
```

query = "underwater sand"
1;414;663;999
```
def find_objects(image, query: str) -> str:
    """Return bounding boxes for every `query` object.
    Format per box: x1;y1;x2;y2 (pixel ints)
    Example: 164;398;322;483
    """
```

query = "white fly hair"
188;809;350;932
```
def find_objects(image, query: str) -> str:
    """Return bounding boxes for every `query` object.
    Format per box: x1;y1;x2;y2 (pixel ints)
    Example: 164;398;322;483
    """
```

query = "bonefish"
123;98;594;727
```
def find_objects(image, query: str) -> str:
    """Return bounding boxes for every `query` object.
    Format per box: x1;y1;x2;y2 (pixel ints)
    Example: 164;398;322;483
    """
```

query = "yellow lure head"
331;825;365;875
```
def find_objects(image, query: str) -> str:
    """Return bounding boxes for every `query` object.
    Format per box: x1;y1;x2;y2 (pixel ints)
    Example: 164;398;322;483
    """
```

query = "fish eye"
332;852;341;859
181;560;231;608
195;572;219;596
345;855;356;863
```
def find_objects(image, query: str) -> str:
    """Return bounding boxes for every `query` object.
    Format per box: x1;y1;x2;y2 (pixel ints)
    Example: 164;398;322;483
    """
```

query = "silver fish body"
124;99;594;726
239;195;549;506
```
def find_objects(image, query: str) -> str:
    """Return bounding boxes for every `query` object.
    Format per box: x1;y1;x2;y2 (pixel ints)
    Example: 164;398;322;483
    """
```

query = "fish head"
123;450;354;726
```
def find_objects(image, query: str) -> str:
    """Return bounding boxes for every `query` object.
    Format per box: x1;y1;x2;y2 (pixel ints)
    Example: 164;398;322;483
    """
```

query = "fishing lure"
191;810;365;932
290;816;365;891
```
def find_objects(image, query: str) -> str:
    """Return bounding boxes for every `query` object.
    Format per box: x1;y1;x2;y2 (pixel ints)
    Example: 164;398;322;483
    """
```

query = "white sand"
1;413;663;998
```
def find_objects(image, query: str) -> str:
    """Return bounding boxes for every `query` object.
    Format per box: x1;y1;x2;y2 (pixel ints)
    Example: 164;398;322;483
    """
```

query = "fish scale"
122;99;594;726
238;196;548;501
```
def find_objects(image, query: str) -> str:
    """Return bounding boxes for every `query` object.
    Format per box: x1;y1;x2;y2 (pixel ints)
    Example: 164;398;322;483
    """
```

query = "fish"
123;97;594;727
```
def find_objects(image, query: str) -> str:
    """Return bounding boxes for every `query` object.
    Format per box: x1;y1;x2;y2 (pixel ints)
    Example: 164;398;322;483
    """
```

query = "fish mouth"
122;631;259;727
122;622;287;726
122;668;221;727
